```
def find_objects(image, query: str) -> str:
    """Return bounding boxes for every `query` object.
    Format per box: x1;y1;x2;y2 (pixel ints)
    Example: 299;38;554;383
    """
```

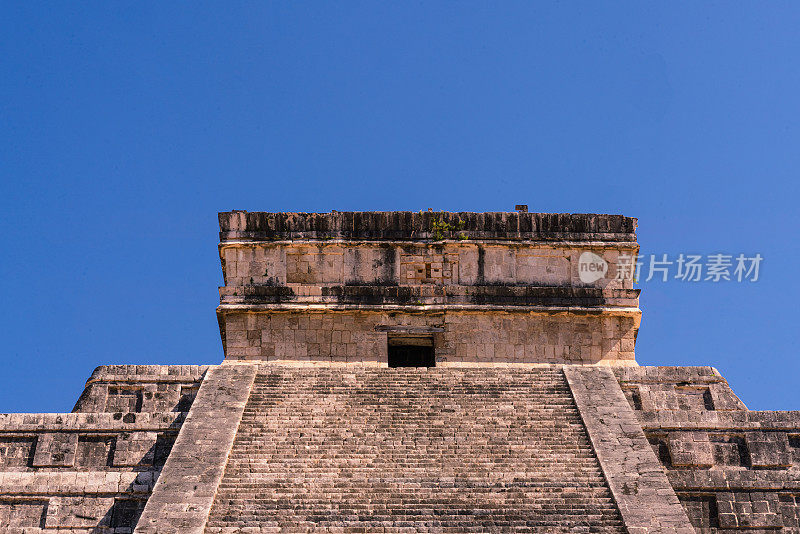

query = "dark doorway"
387;336;435;367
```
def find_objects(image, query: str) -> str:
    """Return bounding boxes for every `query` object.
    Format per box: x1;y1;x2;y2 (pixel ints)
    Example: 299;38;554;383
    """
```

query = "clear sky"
1;3;799;412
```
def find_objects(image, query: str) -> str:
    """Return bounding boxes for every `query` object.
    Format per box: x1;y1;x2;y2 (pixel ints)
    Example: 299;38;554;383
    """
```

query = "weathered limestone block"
621;384;645;410
106;386;144;413
614;366;747;414
747;431;792;468
716;491;783;529
74;434;115;467
0;499;47;528
112;432;159;467
223;310;638;364
780;493;800;529
218;211;638;243
140;383;185;413
0;412;183;433
72;365;208;414
175;384;199;412
0;471;141;495
108;498;148;531
709;432;751;467
677;494;720;530
45;496;116;528
31;432;77;467
0;437;35;468
667;431;714;468
710;382;748;411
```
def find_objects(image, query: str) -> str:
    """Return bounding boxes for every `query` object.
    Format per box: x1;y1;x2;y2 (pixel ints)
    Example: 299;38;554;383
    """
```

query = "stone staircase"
205;366;625;533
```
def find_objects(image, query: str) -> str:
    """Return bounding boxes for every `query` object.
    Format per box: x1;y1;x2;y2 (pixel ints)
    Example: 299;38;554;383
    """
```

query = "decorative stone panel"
0;437;35;468
716;491;783;529
0;498;47;528
32;432;77;467
747;431;792;469
75;435;115;468
668;431;714;468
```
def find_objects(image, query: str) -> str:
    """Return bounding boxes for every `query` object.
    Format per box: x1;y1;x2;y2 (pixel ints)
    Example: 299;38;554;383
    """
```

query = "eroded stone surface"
2;211;797;532
565;366;695;534
217;210;641;366
0;365;206;532
134;363;257;534
615;366;800;532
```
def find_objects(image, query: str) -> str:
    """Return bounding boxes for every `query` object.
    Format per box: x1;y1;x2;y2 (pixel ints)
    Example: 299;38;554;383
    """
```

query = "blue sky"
1;3;799;412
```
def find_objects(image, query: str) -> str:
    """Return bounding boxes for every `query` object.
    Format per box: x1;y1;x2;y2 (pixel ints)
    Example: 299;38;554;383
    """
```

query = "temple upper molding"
219;210;638;243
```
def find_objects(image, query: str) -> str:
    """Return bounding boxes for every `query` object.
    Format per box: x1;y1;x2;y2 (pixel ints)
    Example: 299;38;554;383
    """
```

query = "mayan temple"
1;209;798;533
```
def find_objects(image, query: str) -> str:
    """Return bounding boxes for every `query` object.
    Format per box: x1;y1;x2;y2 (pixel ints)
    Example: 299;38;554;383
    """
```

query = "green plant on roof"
430;215;465;241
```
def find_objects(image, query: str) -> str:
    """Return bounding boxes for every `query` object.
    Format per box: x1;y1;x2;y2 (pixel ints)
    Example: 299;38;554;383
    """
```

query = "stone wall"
219;241;637;291
1;361;797;533
216;211;641;365
4;210;797;531
0;365;207;532
615;367;800;532
221;310;638;365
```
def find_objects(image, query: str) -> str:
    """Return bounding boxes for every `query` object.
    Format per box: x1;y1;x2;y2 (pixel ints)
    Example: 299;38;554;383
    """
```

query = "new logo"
578;252;608;283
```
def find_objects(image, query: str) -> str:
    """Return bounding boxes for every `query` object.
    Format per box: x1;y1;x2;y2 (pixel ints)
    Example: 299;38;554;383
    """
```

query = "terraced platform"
205;366;626;533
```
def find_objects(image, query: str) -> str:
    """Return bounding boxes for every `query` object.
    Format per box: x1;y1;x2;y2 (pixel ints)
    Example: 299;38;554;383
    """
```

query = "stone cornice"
219;210;638;243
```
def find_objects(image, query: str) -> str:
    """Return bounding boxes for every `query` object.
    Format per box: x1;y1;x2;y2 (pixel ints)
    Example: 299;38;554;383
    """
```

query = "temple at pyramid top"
216;210;641;365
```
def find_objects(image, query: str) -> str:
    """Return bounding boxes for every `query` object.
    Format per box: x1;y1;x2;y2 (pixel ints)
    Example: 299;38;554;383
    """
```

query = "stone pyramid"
0;211;796;533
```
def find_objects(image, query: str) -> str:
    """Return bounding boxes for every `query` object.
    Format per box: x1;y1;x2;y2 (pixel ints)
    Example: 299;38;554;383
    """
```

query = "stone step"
205;366;625;532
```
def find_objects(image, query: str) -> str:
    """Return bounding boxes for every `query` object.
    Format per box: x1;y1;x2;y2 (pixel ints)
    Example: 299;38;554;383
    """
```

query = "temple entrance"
387;336;435;367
